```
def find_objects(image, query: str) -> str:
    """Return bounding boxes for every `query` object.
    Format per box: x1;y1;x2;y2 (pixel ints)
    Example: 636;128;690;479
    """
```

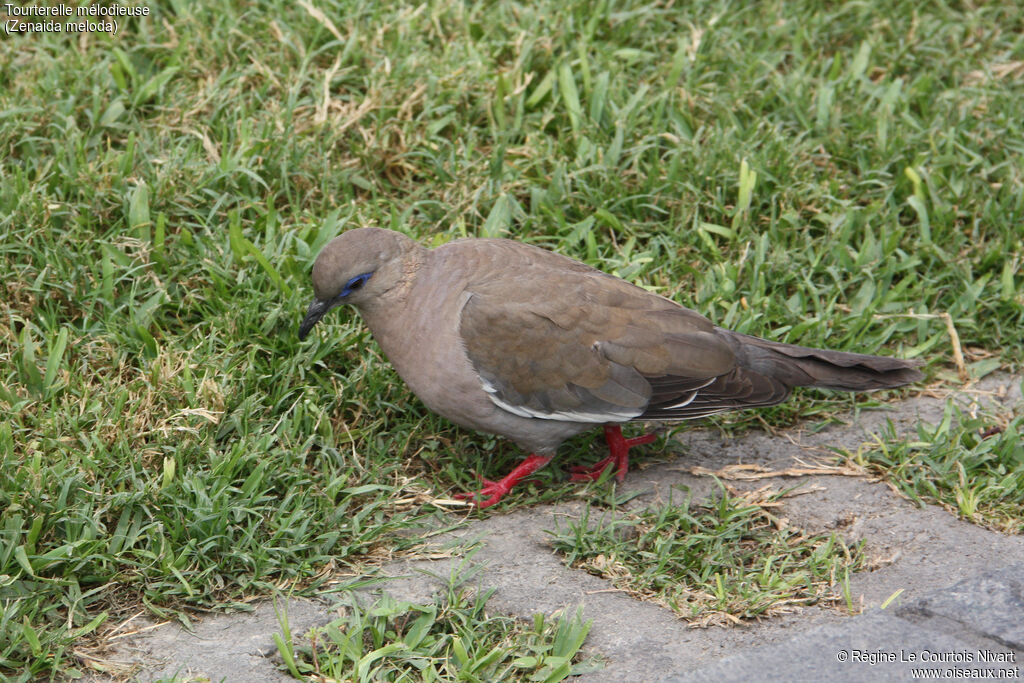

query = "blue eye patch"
341;272;373;297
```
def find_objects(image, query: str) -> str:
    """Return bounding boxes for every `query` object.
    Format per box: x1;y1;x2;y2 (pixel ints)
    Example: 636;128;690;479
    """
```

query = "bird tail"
725;330;924;392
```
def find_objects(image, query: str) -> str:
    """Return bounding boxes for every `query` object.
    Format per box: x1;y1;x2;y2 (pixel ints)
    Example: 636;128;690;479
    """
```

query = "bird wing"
457;262;749;423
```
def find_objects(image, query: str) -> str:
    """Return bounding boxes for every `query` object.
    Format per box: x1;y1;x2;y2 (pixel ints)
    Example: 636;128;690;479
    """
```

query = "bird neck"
357;246;425;321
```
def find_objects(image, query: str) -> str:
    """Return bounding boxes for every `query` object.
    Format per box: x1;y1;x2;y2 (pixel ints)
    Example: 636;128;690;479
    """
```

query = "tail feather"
726;330;924;392
638;329;923;422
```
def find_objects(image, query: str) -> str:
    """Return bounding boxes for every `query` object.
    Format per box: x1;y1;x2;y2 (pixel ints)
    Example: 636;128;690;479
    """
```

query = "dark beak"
298;298;330;340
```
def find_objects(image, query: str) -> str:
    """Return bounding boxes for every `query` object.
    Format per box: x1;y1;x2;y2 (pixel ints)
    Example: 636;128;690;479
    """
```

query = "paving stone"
896;563;1024;651
663;608;1019;683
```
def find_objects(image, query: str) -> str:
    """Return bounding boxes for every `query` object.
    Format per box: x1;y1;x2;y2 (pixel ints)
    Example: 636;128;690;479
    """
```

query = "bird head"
298;227;418;340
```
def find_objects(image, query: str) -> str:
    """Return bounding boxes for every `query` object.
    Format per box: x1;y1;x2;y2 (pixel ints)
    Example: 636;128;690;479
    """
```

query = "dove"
299;228;922;508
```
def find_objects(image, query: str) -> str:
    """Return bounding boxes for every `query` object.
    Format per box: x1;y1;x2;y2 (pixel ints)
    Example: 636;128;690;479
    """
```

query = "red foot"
454;454;553;508
569;425;657;483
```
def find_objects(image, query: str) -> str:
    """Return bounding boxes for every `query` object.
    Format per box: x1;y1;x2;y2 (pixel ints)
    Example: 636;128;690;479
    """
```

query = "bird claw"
453;454;553;509
568;455;620;482
453;478;508;509
569;426;658;483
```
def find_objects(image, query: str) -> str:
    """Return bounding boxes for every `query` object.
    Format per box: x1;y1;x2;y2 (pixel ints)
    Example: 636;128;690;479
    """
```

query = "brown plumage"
299;228;923;507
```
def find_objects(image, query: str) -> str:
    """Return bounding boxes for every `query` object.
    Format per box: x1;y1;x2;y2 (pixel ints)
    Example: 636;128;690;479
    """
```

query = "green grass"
843;395;1024;534
275;576;594;682
547;486;866;625
1;0;1023;678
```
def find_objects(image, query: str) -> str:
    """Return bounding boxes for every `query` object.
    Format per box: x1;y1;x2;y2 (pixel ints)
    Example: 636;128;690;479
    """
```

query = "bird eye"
342;272;373;296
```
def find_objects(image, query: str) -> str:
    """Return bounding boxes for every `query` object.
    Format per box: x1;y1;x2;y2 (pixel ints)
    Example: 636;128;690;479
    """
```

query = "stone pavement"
94;374;1023;682
670;563;1023;682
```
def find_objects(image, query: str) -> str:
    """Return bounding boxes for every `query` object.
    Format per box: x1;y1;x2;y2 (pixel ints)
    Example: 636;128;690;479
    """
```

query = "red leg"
569;425;656;483
454;454;553;509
